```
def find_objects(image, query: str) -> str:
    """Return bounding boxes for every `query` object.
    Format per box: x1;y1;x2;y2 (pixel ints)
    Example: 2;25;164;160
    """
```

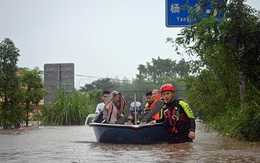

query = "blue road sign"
166;0;218;27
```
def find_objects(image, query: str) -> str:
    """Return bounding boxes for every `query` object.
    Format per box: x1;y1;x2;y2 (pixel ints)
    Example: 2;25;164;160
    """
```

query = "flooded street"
0;122;259;163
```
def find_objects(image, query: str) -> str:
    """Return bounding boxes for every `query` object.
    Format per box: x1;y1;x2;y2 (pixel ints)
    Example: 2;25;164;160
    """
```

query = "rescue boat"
86;114;166;144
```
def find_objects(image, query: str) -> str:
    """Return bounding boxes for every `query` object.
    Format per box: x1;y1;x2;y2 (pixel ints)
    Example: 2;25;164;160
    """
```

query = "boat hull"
88;122;166;144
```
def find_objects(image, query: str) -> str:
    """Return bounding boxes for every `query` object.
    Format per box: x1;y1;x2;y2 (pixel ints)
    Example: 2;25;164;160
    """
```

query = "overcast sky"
1;0;260;88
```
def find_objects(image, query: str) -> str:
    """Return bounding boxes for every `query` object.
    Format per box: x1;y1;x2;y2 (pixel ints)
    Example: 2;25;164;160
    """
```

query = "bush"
209;93;260;142
42;89;98;125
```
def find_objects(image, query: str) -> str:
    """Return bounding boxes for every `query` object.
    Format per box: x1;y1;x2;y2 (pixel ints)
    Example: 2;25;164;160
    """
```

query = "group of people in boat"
94;83;196;144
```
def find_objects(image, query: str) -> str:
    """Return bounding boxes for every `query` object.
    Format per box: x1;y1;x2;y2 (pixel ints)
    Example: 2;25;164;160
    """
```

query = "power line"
75;74;185;87
75;74;156;85
75;74;131;82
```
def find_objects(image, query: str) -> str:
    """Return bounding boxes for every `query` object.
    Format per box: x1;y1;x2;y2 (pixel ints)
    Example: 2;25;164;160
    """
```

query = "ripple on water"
0;124;259;163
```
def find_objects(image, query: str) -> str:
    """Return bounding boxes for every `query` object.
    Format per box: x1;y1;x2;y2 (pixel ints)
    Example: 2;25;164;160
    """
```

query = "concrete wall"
44;63;74;105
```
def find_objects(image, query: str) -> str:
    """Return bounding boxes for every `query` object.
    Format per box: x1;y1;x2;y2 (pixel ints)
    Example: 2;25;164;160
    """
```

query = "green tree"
0;38;21;129
170;0;260;141
136;57;177;83
175;0;260;107
79;78;116;93
135;57;189;98
136;57;190;83
19;67;47;127
175;58;191;78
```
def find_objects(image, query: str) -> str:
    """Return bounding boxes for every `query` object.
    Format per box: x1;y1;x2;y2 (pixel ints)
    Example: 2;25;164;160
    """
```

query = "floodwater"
0;122;259;163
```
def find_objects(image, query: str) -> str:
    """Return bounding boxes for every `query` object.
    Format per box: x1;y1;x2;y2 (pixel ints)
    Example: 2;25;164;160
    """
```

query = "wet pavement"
0;122;259;163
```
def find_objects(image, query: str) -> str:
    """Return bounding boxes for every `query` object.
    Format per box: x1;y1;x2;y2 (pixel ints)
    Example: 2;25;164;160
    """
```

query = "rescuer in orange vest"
149;89;162;120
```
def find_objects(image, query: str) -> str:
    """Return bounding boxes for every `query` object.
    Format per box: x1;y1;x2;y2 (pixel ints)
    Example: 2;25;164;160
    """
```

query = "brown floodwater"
0;122;259;163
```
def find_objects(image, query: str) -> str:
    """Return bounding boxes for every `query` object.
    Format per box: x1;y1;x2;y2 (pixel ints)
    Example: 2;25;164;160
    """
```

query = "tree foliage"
79;78;117;93
19;67;47;127
0;38;21;129
136;57;190;83
170;0;260;141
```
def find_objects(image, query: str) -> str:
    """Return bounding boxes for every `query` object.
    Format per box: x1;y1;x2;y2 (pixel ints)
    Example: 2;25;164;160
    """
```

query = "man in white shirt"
95;91;110;114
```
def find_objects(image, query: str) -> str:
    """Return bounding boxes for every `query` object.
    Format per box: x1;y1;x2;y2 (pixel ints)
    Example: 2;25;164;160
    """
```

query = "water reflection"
0;123;259;163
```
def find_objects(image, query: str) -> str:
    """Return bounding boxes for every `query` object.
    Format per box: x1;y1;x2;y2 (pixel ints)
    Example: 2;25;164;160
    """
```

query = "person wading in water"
141;84;196;143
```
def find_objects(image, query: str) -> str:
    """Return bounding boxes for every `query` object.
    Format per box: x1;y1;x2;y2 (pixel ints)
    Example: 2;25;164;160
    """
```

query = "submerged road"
0;122;259;163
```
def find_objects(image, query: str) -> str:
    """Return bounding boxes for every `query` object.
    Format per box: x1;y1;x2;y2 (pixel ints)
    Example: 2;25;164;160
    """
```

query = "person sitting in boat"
95;90;110;114
145;91;153;107
102;91;125;124
92;90;110;123
127;101;142;124
146;89;163;122
141;84;196;143
127;91;154;124
144;91;153;112
138;91;153;121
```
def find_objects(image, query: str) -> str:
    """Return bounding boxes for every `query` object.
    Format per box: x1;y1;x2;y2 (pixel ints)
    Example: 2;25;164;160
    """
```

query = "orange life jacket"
150;96;161;120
